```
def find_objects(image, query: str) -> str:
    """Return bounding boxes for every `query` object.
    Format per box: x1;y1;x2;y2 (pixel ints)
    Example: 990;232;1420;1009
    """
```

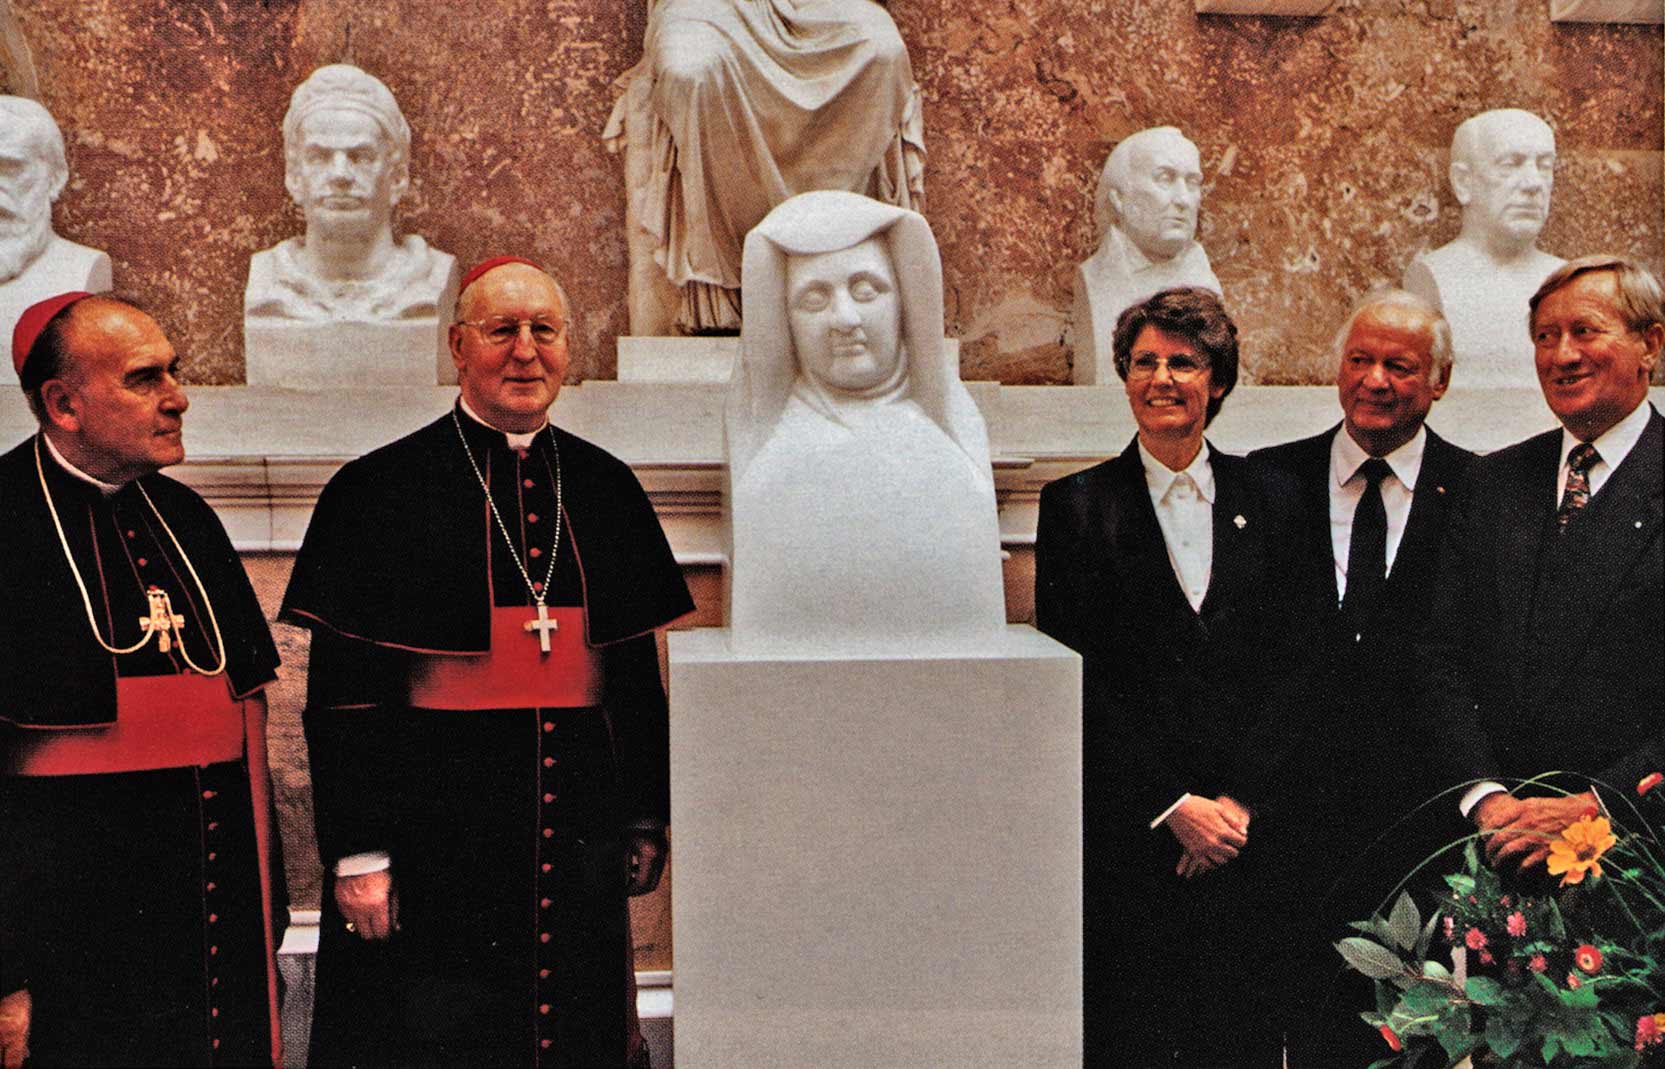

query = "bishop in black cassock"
1;293;286;1068
281;257;693;1068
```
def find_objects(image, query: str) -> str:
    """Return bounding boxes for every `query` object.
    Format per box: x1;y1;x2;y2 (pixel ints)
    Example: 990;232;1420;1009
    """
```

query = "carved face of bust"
1453;111;1555;251
0;116;60;283
286;107;407;238
785;236;903;395
1110;131;1202;262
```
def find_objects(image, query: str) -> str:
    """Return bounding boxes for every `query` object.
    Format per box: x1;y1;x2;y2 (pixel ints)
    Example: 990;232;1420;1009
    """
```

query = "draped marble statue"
0;96;111;386
1403;108;1564;389
244;65;458;386
605;0;926;336
724;190;1005;655
1073;126;1220;385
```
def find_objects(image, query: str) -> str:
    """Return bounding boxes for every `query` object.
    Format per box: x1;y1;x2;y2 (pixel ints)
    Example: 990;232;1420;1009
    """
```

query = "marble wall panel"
3;0;1659;387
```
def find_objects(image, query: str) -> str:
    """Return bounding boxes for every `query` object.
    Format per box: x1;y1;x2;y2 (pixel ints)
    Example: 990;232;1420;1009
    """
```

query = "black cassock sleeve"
603;634;671;830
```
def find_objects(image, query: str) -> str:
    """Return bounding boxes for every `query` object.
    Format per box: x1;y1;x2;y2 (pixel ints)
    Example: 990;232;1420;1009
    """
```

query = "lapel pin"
1637;520;1645;529
1436;485;1446;495
1233;514;1247;529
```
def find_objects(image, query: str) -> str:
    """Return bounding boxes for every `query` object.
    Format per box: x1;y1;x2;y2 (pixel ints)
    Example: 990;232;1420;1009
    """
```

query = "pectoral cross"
140;586;186;654
523;601;559;655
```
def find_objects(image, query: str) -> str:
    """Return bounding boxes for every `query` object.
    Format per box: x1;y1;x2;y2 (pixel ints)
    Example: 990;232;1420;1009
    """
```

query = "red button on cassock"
541;863;552;873
541;1039;553;1049
527;513;540;524
540;898;552;909
529;547;542;559
539;1003;551;1015
523;478;535;489
543;721;554;733
543;828;554;838
543;793;555;804
539;968;551;979
540;932;551;944
543;756;555;768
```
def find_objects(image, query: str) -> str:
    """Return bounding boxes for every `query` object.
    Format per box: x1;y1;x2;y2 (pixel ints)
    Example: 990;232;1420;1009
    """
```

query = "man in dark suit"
1252;289;1476;1067
1037;287;1306;1068
1421;253;1663;873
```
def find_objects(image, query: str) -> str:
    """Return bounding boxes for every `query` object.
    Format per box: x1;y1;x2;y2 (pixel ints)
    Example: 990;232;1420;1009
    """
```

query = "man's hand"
1167;795;1249;877
626;830;668;897
1481;791;1600;873
336;869;399;940
0;987;30;1069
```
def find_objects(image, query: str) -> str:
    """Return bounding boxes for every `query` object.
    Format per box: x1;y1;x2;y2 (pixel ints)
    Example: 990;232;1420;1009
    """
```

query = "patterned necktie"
1556;443;1601;530
1341;457;1391;633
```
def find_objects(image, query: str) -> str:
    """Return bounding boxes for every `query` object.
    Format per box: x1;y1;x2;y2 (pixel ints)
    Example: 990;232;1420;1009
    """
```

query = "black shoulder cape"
279;410;694;652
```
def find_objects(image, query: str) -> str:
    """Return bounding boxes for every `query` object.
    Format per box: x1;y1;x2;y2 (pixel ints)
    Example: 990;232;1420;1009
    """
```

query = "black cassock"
281;408;693;1069
0;436;285;1068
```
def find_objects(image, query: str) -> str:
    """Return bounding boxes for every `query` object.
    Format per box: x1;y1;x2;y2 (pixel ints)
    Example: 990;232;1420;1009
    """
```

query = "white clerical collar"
40;431;122;495
1561;398;1652;473
1333;423;1425;492
457;397;546;451
1138;438;1216;504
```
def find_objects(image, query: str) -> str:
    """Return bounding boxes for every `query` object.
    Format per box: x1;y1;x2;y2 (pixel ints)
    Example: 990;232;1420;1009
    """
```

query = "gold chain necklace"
34;435;227;676
451;410;566;653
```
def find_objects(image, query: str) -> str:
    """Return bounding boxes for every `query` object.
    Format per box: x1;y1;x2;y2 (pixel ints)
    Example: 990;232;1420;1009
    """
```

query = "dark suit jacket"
1035;438;1311;861
1420;406;1665;802
1251;424;1477;825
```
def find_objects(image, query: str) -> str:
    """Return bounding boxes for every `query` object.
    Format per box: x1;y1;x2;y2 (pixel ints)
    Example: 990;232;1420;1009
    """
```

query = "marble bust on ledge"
244;64;457;386
0;96;112;386
1073;126;1220;385
1403;108;1564;390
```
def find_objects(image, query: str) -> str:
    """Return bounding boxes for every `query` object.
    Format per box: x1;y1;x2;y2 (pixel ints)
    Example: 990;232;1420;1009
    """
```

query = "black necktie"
1341;457;1391;635
1556;443;1601;531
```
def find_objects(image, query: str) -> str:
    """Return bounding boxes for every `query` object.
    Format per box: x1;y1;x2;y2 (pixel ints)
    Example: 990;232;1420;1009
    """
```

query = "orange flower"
1546;815;1617;886
1379;1025;1402;1052
1575;944;1604;974
1640;772;1664;797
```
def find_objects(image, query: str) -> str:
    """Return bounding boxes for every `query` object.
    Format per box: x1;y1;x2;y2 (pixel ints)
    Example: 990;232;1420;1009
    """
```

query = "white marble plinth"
244;319;448;388
1550;0;1661;21
668;626;1082;1069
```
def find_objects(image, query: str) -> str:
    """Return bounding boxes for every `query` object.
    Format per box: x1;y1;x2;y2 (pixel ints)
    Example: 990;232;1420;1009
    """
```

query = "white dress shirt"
1330;425;1425;600
1138;439;1215;614
1458;399;1654;820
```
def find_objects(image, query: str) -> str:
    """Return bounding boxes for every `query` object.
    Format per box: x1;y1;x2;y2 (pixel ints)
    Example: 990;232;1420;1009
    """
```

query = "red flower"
1379;1025;1402;1052
1637;1014;1662;1051
1640;772;1664;797
1506;911;1527;937
1465;927;1487;951
1567;972;1583;989
1575;944;1604;974
1479;949;1495;965
1528;953;1547;973
1499;895;1512;907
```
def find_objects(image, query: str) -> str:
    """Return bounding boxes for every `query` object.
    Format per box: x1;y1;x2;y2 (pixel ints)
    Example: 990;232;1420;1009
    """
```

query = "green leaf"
1463;840;1479;872
1400;982;1453;1020
1465;976;1505;1005
1364;1060;1398;1069
1415;908;1443;960
1349;915;1397;944
1422;959;1451;980
1486;1014;1523;1059
1389;891;1422;951
1431;1003;1477;1060
1558;981;1599;1009
1445;873;1476;897
1542;1033;1561;1063
1563;1026;1597;1057
1546;897;1568;941
1338;937;1405;980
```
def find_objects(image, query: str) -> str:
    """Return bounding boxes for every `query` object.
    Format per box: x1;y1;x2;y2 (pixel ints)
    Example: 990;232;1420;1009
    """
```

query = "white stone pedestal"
668;625;1082;1069
243;319;450;387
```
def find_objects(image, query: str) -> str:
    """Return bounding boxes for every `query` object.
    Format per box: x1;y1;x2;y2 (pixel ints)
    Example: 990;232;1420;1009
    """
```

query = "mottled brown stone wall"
4;1;1659;383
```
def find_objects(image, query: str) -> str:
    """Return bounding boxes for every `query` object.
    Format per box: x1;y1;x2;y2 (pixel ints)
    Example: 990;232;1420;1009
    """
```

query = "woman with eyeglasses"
1035;286;1311;1068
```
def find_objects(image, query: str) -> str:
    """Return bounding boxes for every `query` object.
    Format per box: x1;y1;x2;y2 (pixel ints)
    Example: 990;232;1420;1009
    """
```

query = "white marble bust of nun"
724;190;1008;655
1404;108;1565;389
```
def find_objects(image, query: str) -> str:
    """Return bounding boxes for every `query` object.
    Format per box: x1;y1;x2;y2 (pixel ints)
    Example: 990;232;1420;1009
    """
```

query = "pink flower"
1575;944;1604;974
1465;927;1488;951
1567;972;1583;989
1528;953;1547;973
1638;772;1663;797
1442;916;1455;941
1479;949;1495;965
1506;911;1526;937
1499;895;1512;907
1635;1013;1664;1052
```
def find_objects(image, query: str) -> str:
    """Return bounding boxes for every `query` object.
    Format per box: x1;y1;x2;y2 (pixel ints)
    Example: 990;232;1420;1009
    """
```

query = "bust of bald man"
244;65;458;387
0;97;112;386
1403;108;1565;389
1072;127;1221;385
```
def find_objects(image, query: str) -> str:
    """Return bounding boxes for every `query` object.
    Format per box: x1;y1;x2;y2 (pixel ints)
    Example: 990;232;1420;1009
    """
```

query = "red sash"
1;671;286;1065
3;673;244;777
407;606;603;710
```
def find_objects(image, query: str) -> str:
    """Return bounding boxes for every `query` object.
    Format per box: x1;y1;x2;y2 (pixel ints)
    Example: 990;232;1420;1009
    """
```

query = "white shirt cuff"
1458;782;1507;819
1151;793;1192;830
334;850;392;877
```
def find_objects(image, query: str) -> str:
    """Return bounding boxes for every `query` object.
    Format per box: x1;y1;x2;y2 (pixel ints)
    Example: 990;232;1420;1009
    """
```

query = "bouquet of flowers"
1340;773;1665;1068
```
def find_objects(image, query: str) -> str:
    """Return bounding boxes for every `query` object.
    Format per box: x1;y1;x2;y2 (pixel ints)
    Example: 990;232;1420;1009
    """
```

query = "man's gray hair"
1332;287;1453;383
0;96;68;199
282;65;411;171
1528;254;1665;336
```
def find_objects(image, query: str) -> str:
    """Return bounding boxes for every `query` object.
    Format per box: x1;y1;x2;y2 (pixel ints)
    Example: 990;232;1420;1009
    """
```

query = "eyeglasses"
1126;353;1209;382
456;317;566;349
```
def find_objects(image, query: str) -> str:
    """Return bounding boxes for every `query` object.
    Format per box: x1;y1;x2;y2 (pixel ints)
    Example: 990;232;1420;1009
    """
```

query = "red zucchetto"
13;290;93;377
458;256;543;296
